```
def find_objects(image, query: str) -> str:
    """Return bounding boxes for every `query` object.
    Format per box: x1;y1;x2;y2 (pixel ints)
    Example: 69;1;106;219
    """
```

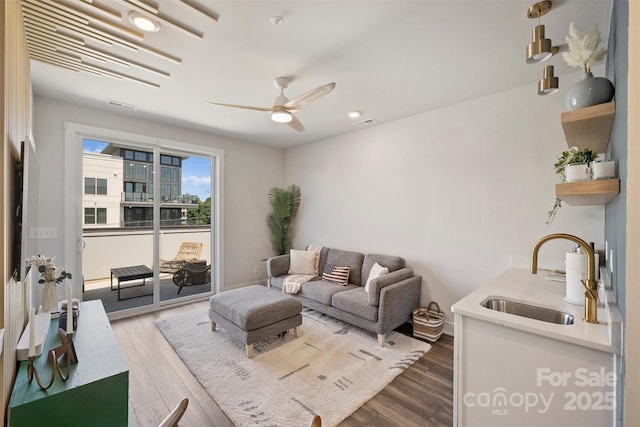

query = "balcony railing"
81;227;211;282
121;192;198;205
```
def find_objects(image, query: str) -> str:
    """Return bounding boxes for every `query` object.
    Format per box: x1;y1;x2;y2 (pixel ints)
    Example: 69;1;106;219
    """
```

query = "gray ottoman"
209;285;303;358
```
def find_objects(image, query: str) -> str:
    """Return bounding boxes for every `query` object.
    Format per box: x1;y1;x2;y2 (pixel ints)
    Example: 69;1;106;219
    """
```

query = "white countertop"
451;267;622;354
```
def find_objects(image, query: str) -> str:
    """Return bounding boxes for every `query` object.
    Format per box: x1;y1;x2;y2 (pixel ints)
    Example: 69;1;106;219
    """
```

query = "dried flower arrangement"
27;255;72;284
562;22;607;73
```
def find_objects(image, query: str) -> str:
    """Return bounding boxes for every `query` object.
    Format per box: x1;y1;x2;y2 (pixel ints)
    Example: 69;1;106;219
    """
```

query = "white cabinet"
454;314;617;426
451;268;622;427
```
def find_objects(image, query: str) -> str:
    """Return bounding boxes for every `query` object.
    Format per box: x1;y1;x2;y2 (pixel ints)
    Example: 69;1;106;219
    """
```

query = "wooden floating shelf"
561;102;615;154
556;179;620;206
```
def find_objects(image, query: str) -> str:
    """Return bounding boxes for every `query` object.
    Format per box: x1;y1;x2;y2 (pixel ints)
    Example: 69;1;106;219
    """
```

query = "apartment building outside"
83;144;198;228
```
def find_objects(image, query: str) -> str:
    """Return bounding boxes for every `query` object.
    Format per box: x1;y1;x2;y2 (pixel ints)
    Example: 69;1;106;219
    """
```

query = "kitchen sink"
482;298;575;325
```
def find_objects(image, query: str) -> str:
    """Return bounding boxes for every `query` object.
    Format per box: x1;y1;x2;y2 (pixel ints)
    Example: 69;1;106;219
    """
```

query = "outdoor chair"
173;263;211;294
159;242;203;273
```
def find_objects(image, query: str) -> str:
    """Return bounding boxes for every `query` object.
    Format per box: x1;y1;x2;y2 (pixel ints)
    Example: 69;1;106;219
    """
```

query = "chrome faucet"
531;233;598;323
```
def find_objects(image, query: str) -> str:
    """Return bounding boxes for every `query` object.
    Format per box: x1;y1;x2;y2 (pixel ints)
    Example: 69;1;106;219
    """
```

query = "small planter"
565;162;590;182
592;161;616;180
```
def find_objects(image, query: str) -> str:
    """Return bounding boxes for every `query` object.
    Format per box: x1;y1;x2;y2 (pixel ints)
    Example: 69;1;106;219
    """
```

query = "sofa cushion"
269;275;286;291
307;245;330;275
298;280;357;305
322;264;350;285
332;288;378;322
288;249;317;275
364;262;389;294
326;248;364;286
360;254;406;287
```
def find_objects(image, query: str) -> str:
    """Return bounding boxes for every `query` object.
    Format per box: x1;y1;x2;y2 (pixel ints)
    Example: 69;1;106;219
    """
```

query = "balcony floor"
83;274;211;313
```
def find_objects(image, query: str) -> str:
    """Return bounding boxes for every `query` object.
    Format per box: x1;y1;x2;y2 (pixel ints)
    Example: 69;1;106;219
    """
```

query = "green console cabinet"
8;300;129;426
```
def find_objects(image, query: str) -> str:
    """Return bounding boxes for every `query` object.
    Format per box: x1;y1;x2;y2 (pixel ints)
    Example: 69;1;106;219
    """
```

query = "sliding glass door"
158;151;212;303
65;123;220;316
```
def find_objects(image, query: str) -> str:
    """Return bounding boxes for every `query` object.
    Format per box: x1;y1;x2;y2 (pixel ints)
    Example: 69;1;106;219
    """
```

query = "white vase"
42;281;59;312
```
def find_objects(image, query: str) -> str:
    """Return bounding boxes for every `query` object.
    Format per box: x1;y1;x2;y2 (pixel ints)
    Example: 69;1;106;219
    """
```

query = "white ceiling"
26;0;613;148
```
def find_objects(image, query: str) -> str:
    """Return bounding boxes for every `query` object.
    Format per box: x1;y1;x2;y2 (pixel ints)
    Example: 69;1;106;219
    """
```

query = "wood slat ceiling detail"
21;0;217;88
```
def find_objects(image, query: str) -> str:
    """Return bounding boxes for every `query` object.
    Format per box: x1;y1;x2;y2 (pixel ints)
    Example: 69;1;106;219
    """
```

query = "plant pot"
565;72;615;111
592;161;616;180
565;163;590;182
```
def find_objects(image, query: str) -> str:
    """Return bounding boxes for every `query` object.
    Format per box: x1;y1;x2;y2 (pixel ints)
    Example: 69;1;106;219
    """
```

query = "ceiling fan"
207;77;336;132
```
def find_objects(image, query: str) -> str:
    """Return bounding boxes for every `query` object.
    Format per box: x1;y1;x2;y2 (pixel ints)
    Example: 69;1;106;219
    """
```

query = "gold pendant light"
526;1;553;63
538;46;560;95
538;65;559;95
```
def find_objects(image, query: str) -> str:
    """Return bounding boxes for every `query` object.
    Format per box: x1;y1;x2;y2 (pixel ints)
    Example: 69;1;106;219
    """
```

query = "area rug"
156;307;430;427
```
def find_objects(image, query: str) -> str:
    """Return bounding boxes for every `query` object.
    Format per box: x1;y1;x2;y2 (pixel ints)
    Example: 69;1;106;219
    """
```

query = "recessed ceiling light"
271;16;283;29
128;11;160;32
347;111;362;119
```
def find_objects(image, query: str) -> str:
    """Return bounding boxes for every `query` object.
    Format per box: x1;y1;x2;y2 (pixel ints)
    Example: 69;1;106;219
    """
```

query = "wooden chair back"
174;242;202;261
309;415;321;427
158;398;189;427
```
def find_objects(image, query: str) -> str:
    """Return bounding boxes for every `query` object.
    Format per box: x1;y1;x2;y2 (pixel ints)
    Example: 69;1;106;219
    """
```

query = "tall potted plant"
267;184;301;255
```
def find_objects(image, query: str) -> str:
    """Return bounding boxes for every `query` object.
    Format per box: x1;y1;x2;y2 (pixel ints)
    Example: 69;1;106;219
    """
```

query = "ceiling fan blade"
283;82;336;111
206;102;274;112
287;114;305;132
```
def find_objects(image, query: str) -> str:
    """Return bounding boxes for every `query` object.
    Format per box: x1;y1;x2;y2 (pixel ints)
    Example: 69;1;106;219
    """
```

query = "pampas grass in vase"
562;22;614;110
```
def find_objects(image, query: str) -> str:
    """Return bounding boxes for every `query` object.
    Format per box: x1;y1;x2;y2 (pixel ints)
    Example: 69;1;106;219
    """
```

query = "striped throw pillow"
322;264;350;285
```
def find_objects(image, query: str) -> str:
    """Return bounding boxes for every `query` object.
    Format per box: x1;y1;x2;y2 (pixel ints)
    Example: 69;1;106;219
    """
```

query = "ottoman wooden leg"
246;343;254;359
211;320;217;331
293;326;301;338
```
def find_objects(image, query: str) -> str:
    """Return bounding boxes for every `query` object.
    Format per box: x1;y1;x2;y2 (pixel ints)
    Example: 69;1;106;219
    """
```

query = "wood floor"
111;300;454;427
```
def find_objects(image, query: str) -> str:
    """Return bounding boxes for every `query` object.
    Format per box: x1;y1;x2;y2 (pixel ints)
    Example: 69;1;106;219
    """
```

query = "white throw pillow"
365;262;389;294
288;250;317;275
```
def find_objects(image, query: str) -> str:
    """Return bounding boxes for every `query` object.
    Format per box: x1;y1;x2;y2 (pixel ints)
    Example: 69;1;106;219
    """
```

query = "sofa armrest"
378;275;422;334
368;267;414;306
267;254;291;279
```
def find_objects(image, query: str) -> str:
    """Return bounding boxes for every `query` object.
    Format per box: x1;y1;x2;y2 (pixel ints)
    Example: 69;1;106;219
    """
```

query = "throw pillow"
288;249;317;275
322;263;350;285
365;262;389;294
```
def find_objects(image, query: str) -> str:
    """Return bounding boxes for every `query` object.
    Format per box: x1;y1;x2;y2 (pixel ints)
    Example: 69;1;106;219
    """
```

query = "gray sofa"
266;246;422;347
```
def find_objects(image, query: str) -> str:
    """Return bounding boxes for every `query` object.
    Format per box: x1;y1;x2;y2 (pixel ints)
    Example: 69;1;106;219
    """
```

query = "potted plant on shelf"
546;147;597;225
553;146;597;182
267;184;301;256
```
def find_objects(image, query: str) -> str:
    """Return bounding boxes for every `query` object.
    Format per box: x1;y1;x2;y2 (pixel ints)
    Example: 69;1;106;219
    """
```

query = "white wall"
33;96;285;290
285;72;605;333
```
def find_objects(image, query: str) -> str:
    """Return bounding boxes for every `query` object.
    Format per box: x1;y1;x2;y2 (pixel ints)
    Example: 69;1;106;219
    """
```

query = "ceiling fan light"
526;25;552;63
271;110;292;123
538;65;559;95
129;11;160;32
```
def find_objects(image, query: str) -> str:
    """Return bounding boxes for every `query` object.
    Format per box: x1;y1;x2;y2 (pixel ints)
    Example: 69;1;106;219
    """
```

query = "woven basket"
412;302;445;342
